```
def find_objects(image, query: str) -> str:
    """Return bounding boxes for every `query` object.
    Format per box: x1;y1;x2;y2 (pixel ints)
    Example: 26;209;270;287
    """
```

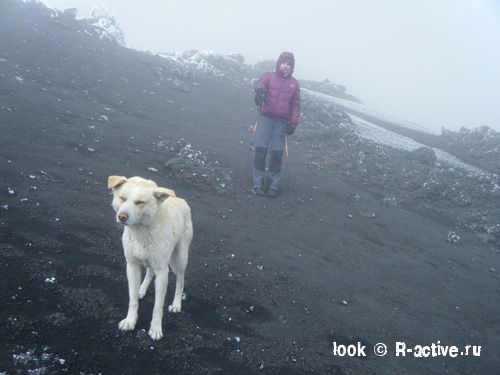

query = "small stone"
194;334;203;343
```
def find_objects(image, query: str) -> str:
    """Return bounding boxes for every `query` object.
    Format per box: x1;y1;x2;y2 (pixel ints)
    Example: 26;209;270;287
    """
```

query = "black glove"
254;89;267;106
285;122;296;135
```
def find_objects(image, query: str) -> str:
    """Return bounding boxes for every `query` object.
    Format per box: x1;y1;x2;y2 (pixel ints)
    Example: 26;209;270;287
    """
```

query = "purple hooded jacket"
256;52;301;125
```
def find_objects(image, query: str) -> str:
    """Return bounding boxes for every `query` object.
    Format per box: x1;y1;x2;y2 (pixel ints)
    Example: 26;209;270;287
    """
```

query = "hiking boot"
267;189;278;198
252;187;265;196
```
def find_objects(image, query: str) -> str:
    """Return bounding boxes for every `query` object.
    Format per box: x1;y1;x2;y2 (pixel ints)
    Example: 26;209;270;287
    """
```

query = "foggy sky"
41;0;500;132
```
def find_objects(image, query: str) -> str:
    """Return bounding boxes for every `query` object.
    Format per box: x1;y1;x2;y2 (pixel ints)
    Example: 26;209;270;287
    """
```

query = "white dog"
108;175;193;340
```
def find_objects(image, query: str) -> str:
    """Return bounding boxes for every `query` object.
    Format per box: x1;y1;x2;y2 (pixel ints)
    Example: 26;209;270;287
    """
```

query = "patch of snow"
88;4;125;45
157;50;242;78
44;277;56;284
351;114;423;151
186;51;227;77
350;115;484;174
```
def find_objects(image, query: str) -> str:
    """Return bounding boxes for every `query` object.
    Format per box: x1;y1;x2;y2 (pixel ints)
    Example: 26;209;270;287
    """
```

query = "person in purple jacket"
252;51;301;198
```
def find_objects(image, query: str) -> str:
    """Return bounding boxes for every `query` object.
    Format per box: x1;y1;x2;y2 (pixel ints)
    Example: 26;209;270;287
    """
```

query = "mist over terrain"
40;0;500;132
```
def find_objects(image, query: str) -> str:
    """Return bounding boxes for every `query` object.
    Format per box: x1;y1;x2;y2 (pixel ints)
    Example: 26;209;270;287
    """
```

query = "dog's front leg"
139;267;153;299
149;268;169;340
118;262;141;331
168;269;184;313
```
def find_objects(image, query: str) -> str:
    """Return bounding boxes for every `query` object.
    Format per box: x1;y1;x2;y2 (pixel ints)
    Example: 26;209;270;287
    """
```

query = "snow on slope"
350;114;484;175
158;51;226;77
303;88;437;135
303;88;487;174
88;4;125;45
38;1;125;45
156;50;247;79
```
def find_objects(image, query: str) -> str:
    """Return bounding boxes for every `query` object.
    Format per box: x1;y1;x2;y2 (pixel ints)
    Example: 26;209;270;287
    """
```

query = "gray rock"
164;157;186;170
409;147;437;165
382;196;398;207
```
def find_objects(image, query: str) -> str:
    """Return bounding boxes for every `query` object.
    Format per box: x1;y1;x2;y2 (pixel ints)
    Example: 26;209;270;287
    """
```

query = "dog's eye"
118;196;126;202
135;201;146;206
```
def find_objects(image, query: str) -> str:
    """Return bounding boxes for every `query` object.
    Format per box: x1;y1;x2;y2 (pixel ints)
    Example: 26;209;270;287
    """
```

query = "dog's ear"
108;175;127;190
153;187;176;202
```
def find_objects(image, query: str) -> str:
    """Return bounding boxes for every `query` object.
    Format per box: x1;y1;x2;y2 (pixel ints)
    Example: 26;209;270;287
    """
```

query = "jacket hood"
275;51;295;75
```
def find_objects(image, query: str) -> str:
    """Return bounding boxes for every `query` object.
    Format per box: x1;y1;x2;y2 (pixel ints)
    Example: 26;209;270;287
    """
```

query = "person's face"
279;61;292;76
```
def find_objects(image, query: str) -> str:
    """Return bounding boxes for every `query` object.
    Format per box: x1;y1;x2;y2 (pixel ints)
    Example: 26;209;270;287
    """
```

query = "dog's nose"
118;212;128;222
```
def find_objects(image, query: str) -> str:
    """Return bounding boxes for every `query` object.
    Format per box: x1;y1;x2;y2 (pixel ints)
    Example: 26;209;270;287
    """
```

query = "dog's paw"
148;324;163;340
168;302;181;313
118;317;137;331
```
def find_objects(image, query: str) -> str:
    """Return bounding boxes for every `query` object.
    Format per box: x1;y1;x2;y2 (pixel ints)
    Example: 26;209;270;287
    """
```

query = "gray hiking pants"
253;114;286;191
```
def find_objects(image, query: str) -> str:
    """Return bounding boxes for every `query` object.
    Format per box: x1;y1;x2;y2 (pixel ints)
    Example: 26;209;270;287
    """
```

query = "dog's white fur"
108;175;193;340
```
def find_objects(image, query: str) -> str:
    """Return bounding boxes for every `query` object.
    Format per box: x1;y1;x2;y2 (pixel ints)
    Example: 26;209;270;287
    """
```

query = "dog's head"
108;175;176;226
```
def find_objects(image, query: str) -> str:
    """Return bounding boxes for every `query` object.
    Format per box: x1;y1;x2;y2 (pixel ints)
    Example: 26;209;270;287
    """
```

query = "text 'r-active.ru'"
332;341;482;358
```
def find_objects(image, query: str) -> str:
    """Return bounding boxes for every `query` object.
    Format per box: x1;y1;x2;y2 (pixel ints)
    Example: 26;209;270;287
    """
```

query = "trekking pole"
282;123;292;196
285;134;292;195
243;120;258;185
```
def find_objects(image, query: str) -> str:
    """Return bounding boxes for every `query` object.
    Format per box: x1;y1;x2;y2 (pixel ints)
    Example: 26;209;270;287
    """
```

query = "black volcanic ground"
0;1;499;374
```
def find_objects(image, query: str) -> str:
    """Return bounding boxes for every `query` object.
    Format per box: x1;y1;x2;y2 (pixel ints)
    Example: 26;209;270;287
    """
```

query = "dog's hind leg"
138;267;153;299
118;262;141;331
149;268;169;340
168;241;189;313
